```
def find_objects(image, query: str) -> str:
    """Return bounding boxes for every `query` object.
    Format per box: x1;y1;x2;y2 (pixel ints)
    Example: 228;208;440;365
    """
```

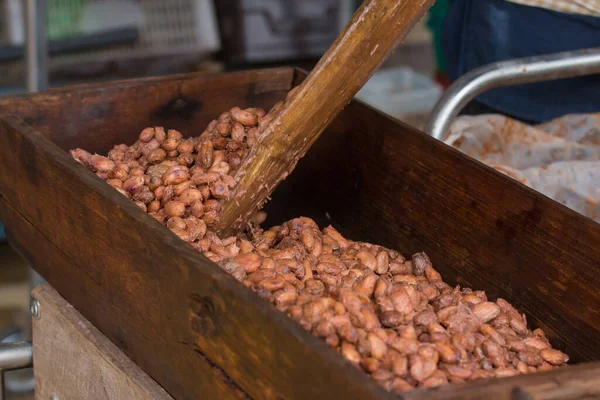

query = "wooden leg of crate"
31;284;173;400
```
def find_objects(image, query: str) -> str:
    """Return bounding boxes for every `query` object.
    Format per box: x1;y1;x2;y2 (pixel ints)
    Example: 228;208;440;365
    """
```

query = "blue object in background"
442;0;600;123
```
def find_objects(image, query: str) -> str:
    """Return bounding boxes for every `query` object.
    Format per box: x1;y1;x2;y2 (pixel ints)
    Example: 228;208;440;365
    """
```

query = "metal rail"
0;342;33;400
424;48;600;141
25;0;48;291
25;0;48;92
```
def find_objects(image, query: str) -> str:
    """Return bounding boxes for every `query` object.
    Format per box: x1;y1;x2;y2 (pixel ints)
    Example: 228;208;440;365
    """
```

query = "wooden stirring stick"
215;0;434;236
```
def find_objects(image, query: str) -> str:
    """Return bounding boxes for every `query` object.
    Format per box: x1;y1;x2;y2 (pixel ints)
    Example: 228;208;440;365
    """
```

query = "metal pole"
0;3;48;397
0;343;32;374
25;0;48;93
8;2;49;396
424;48;600;141
25;0;48;289
0;342;33;400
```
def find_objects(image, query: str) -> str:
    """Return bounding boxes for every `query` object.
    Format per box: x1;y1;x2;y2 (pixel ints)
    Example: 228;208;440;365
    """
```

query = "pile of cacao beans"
71;96;569;394
71;104;271;246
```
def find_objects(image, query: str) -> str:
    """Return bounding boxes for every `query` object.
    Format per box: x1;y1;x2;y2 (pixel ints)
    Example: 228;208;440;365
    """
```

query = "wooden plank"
32;284;174;400
0;76;391;400
0;67;295;154
0;198;246;400
264;97;600;364
403;363;600;400
216;0;434;233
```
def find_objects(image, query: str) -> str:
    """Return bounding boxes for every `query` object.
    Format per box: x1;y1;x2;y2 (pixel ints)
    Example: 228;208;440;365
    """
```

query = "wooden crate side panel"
0;68;294;154
265;101;600;363
0;111;390;400
0;198;244;400
32;285;174;400
403;362;600;400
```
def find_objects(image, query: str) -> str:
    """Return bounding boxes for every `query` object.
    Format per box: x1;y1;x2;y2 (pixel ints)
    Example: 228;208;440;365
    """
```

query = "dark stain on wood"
86;102;113;120
245;83;261;107
189;293;218;336
495;219;517;242
152;97;201;121
18;133;40;186
23;115;47;130
521;207;542;226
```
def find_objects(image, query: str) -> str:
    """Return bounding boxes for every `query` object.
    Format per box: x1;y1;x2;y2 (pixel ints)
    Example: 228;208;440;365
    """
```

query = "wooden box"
0;68;599;399
32;284;174;400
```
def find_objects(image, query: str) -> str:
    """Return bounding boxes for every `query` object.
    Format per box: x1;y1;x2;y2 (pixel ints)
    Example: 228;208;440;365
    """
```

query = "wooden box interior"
0;67;599;400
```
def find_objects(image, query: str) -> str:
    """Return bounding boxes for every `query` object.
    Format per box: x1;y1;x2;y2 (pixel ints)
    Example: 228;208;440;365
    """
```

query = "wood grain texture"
0;188;245;400
0;68;598;399
0;70;391;400
0;68;294;154
216;0;435;235
403;363;600;400
32;284;174;400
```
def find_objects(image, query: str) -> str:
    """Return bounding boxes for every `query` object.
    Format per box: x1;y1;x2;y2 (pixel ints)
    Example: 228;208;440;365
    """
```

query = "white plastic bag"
446;113;600;222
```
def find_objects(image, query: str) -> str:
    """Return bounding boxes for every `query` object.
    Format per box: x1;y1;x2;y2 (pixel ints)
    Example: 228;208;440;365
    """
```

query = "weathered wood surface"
0;69;390;400
0;68;294;154
32;284;174;400
216;0;435;234
0;68;598;400
404;362;600;400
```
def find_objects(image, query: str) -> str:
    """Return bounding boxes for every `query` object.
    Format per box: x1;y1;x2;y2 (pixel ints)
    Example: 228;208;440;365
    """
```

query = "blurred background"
0;0;446;122
0;1;445;398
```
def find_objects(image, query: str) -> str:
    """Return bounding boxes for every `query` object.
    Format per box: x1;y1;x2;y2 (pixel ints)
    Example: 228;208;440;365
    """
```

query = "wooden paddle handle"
216;0;434;235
